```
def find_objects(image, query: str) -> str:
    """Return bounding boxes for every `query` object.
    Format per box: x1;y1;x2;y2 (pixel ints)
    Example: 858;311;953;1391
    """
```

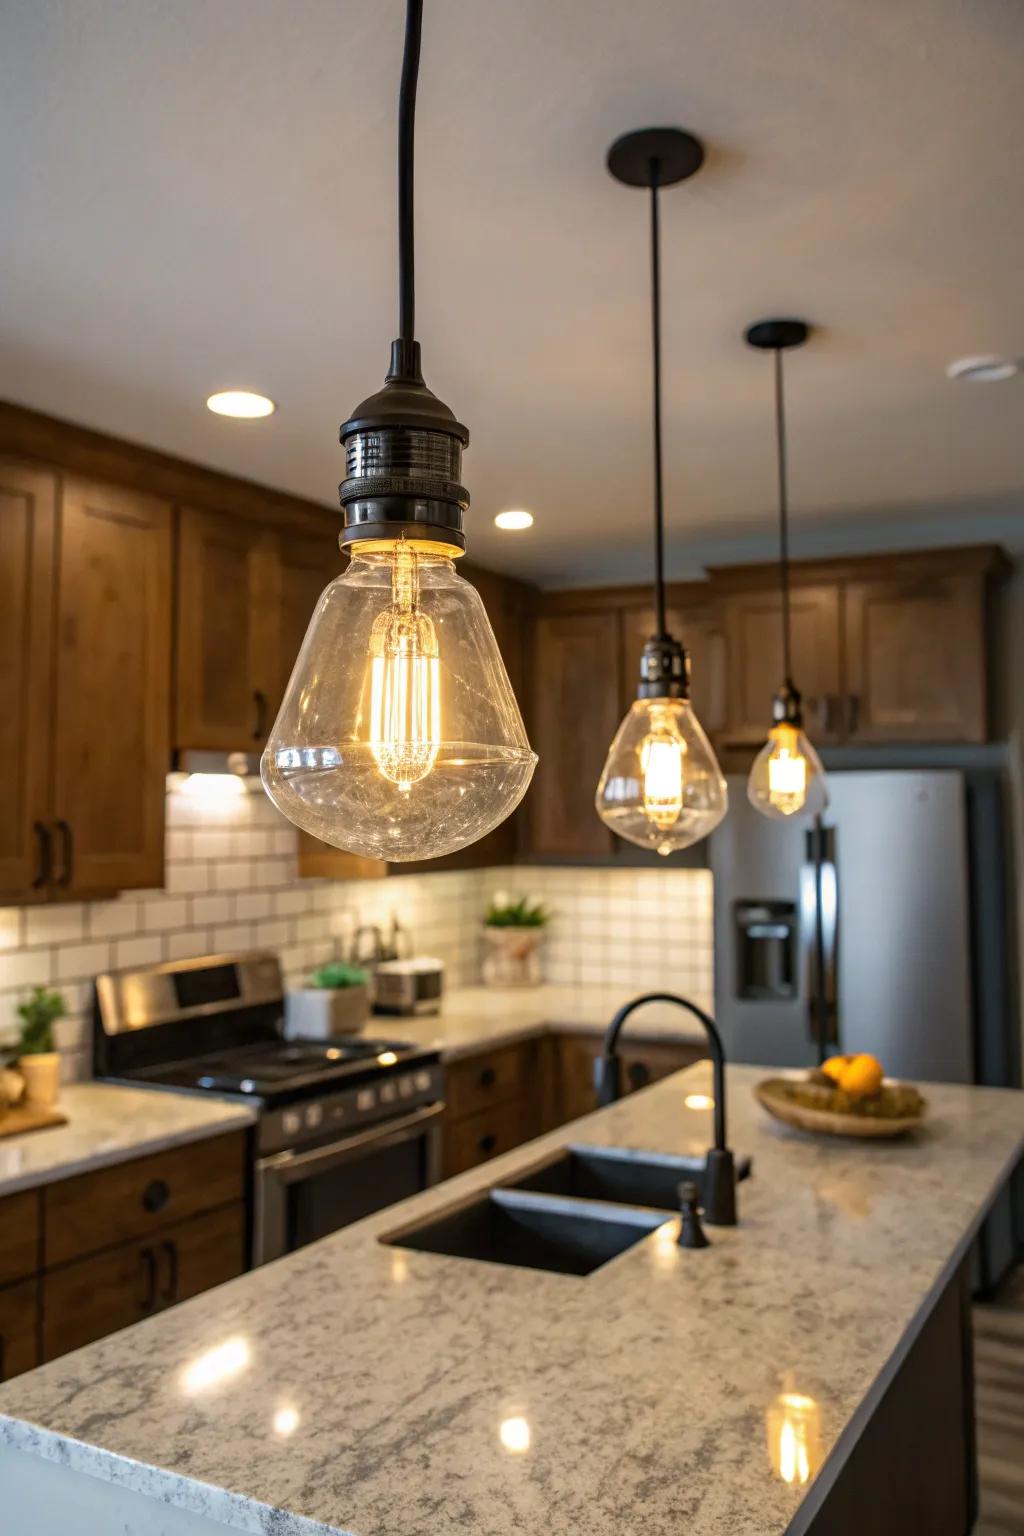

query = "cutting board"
0;1103;68;1139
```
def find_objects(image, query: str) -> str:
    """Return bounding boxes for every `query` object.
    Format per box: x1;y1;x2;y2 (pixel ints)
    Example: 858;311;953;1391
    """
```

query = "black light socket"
637;634;689;701
771;679;804;728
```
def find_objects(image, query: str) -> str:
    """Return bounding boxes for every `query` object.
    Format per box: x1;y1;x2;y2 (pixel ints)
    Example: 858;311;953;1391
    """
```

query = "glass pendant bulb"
747;720;828;820
262;542;536;863
596;686;728;857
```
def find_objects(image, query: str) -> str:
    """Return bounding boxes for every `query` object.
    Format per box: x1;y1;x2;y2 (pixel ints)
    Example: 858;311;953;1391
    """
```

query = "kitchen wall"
0;778;715;1082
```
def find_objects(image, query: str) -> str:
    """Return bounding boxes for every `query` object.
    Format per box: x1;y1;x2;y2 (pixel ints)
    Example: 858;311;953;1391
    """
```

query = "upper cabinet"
175;508;341;754
711;548;1005;747
0;462;172;902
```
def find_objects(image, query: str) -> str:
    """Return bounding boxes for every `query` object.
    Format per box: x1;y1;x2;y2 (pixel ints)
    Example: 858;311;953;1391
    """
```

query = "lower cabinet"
0;1279;40;1383
441;1033;706;1180
42;1203;246;1362
0;1131;248;1383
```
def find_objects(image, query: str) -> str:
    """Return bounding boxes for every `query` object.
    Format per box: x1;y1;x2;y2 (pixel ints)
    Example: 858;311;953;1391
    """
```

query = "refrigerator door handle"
804;820;838;1058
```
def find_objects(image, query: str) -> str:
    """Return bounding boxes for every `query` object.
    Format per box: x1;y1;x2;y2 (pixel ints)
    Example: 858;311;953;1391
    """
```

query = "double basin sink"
382;1144;751;1277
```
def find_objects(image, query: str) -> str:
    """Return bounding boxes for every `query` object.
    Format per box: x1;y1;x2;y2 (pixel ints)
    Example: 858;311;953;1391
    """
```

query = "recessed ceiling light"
946;355;1019;384
494;509;534;530
206;389;276;418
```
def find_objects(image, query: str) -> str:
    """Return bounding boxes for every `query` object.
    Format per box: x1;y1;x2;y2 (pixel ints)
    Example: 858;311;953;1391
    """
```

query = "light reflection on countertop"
0;1064;1020;1536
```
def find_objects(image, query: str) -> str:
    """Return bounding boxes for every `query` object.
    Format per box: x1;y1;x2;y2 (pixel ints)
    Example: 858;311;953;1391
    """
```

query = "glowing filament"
368;545;442;788
640;711;686;831
766;725;808;816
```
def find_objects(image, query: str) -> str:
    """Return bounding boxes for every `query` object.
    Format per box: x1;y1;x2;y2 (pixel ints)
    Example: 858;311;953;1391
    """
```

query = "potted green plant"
284;961;370;1039
482;892;549;987
15;987;65;1109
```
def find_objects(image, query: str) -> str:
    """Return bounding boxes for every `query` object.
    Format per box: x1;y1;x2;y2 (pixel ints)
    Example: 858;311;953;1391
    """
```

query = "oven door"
254;1101;444;1265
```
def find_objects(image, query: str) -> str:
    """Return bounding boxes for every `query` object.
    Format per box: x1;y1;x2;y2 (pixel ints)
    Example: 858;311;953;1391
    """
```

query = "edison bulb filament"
368;544;442;789
640;708;686;834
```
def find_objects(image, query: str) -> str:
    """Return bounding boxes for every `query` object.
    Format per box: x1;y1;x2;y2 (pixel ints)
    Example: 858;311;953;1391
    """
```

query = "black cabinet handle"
139;1247;158;1311
253;689;268;741
0;1333;6;1382
54;819;73;887
31;822;52;889
142;1178;170;1214
478;1133;497;1154
160;1240;179;1305
478;1067;496;1089
846;692;861;737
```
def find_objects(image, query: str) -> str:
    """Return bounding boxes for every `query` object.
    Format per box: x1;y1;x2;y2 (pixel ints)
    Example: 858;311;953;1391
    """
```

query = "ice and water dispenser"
732;901;799;1000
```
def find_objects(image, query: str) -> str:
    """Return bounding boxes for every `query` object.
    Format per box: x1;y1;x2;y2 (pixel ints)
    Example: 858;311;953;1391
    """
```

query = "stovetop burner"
132;1035;425;1099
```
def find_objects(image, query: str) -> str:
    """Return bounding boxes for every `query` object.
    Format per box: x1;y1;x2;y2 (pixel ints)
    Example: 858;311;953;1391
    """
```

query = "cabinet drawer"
43;1201;246;1363
0;1278;40;1382
443;1100;528;1179
0;1190;40;1285
44;1132;246;1268
446;1044;529;1120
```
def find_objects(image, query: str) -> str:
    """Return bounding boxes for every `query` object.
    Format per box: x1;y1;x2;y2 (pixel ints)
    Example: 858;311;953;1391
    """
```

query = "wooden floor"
974;1265;1024;1535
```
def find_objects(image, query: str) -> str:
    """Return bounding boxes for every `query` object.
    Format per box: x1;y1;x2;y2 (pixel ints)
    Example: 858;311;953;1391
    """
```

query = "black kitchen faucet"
594;992;738;1227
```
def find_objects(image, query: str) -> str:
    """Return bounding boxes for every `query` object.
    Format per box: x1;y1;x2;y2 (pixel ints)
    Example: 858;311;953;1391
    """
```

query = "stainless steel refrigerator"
710;767;1021;1287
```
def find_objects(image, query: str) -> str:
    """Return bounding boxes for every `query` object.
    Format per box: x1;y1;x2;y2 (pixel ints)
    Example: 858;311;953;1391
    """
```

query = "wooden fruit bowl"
754;1077;927;1139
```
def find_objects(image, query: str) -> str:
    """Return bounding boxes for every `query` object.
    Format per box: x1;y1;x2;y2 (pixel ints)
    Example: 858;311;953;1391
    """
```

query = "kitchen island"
0;1062;1021;1536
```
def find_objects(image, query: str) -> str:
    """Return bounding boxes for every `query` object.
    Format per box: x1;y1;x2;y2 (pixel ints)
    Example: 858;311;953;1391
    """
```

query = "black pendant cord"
396;0;423;375
649;163;668;640
773;346;793;686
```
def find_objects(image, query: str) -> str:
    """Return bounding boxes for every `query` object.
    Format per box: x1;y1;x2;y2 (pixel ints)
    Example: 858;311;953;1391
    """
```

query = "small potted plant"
15;987;65;1109
482;892;549;987
284;961;371;1039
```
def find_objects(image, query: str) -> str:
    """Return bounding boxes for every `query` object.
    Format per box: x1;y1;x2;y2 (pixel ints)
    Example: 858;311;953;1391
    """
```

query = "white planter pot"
482;927;544;988
18;1052;61;1110
284;984;370;1040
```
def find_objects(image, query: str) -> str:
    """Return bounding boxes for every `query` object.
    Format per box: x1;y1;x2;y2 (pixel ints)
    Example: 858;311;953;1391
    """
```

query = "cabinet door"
271;531;341;719
42;1203;245;1363
529;613;621;857
0;464;56;900
721;585;842;744
0;1190;40;1286
0;1278;40;1382
51;478;172;896
176;506;273;751
843;575;986;742
620;602;727;736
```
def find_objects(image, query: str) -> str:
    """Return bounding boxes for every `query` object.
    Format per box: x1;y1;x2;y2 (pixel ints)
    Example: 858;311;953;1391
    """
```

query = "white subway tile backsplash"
142;898;189;932
0;909;23;952
0;948;54;991
24;905;85;947
165;863;210;895
236;892;275;922
191;895;232;926
165;930;212;962
88;900;141;940
114;936;163;970
213;861;252;892
212;923;254;953
55;941;111;983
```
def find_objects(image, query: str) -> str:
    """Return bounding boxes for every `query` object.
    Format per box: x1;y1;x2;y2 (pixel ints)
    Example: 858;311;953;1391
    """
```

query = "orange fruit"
821;1055;851;1084
838;1053;884;1100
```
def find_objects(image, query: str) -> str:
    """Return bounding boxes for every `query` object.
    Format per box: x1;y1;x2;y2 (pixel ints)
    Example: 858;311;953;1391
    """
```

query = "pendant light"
595;129;728;856
744;319;828;820
262;0;536;863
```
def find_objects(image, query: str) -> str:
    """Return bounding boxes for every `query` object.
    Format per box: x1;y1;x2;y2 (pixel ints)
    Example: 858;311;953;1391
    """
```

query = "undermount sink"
501;1143;752;1212
382;1188;664;1276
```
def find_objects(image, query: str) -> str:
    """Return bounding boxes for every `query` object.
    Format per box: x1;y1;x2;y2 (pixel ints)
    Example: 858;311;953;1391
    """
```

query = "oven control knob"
305;1103;324;1130
379;1081;397;1105
398;1075;414;1098
282;1110;301;1137
356;1089;376;1112
414;1070;432;1092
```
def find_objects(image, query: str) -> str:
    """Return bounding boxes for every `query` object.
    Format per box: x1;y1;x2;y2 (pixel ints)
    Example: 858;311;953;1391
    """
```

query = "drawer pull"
478;1067;496;1089
0;1333;5;1382
160;1240;179;1305
139;1247;158;1311
478;1133;497;1154
142;1179;170;1214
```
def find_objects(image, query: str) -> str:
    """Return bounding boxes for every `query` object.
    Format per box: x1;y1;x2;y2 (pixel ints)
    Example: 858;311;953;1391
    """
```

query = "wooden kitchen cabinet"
42;1203;246;1362
719;583;843;745
0;1190;40;1286
843;570;987;742
0;1279;40;1382
553;1033;706;1123
176;509;342;754
529;612;621;858
0;463;172;902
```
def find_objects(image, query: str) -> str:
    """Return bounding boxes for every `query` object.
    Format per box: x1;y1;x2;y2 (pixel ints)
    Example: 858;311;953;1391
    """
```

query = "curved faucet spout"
596;991;736;1226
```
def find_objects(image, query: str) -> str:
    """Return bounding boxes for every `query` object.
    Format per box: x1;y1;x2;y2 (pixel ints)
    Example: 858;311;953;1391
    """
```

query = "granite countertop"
0;1083;256;1197
361;984;713;1059
1;1063;1021;1536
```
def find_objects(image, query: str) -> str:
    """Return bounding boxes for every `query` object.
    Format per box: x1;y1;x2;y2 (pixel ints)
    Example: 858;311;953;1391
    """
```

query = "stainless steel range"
92;951;445;1265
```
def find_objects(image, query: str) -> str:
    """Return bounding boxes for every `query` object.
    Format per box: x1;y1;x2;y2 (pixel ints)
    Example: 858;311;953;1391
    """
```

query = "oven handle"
256;1101;446;1187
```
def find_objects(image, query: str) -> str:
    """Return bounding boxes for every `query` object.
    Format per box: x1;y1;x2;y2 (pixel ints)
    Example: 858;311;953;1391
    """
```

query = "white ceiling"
1;0;1022;586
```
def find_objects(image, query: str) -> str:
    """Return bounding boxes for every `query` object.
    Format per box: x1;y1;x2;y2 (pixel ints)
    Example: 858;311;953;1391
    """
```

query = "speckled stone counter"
359;983;712;1059
0;1082;255;1196
1;1063;1020;1536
